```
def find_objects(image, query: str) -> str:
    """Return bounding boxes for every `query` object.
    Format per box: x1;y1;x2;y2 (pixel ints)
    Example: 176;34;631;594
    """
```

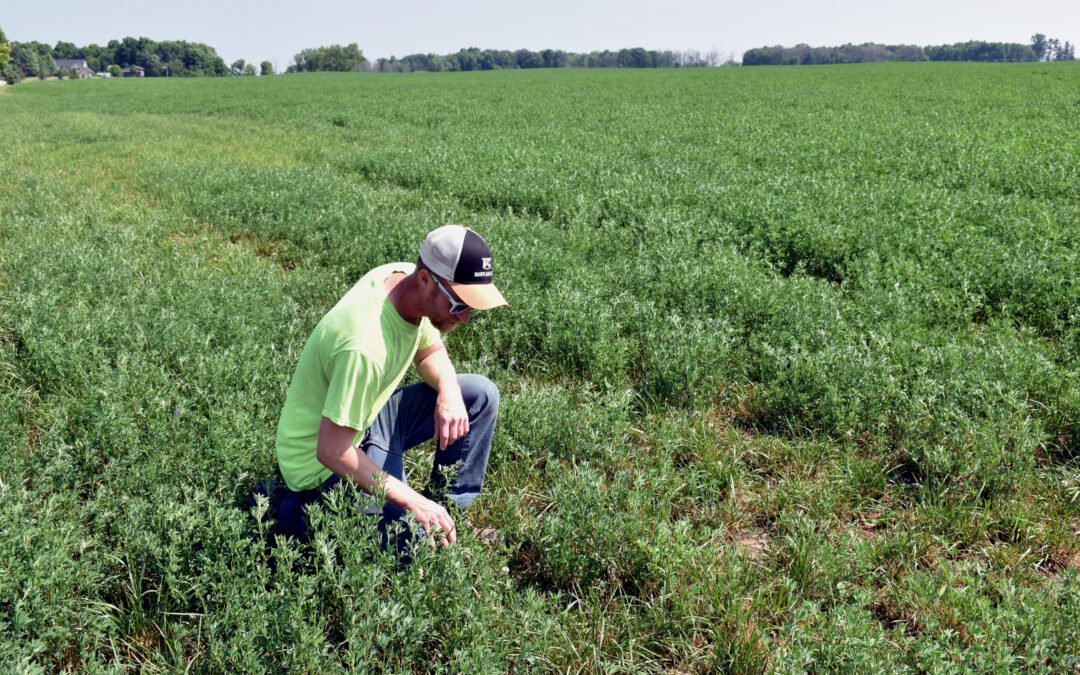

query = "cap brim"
448;281;508;311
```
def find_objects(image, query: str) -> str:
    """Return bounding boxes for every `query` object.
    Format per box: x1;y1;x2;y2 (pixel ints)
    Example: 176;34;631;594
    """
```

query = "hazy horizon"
5;0;1077;71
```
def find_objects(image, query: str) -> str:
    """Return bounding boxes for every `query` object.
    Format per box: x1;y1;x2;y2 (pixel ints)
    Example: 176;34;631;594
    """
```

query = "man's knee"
459;373;499;415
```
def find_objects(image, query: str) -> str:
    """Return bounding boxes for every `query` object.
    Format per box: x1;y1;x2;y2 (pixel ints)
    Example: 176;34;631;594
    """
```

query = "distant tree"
1041;38;1075;61
111;36;153;69
143;51;165;77
260;60;273;75
1047;38;1062;61
82;43;108;72
290;43;365;72
244;62;256;76
10;43;39;78
1053;40;1074;60
3;63;21;83
158;41;227;76
491;50;512;69
0;27;10;76
452;47;480;71
54;40;78;59
513;49;542;69
476;50;496;70
38;54;58;78
107;64;122;77
1031;34;1048;60
231;59;246;76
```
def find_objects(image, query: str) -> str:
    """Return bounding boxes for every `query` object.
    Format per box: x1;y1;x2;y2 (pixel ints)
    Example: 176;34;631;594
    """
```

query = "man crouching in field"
253;225;506;558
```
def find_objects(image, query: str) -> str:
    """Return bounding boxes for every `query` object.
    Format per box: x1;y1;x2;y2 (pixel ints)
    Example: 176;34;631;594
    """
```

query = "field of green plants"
2;63;1079;672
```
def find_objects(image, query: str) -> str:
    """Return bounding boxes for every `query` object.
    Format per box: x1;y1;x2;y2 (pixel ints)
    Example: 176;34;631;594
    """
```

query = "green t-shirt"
276;263;442;491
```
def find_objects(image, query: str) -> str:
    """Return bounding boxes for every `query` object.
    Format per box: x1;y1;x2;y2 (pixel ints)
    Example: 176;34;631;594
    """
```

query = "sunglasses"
431;274;471;314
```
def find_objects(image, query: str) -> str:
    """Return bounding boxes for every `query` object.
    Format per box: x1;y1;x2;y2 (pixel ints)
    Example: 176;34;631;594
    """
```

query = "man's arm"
316;416;457;545
414;344;469;451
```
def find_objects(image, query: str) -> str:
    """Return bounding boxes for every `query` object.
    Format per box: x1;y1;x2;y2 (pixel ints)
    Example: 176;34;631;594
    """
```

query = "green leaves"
1;64;1078;671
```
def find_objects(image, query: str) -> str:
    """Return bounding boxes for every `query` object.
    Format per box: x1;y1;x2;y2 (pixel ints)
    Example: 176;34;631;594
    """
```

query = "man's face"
426;271;472;332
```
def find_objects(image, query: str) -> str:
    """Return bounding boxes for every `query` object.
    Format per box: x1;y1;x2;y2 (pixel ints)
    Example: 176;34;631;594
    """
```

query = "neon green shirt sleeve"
321;348;381;430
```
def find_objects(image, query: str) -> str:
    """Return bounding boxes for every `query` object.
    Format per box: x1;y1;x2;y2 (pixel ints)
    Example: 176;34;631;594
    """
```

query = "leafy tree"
54;40;78;59
82;44;109;72
1043;38;1075;61
513;49;542;69
106;64;122;77
143;51;165;77
260;60;273;75
111;36;154;69
1031;34;1048;60
161;40;227;76
37;54;57;78
244;62;256;76
290;43;365;72
10;42;40;78
230;58;246;76
0;27;10;76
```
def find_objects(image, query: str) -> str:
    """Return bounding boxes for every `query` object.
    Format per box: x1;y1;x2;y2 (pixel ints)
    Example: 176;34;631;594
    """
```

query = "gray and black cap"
419;225;508;310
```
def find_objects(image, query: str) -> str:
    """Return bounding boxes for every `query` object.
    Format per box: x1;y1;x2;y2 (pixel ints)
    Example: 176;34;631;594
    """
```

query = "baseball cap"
419;225;508;310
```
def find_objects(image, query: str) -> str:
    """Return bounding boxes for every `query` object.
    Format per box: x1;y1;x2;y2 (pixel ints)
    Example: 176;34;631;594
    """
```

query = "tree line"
0;35;725;81
7;27;1072;83
1;35;229;82
365;47;729;73
0;30;728;82
743;35;1075;66
281;44;731;73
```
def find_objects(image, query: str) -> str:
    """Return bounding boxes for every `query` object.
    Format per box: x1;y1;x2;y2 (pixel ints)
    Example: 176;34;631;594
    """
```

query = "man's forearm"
415;347;470;450
316;416;457;543
415;346;460;396
316;418;430;511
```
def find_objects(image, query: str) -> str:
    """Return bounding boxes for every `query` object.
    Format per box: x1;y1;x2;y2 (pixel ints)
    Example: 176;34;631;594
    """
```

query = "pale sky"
3;0;1077;71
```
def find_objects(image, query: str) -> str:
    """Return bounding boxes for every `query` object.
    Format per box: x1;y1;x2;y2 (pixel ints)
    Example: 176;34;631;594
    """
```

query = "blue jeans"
276;374;499;557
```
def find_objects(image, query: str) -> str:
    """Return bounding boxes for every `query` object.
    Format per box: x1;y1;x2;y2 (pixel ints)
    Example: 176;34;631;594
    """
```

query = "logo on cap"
481;257;492;271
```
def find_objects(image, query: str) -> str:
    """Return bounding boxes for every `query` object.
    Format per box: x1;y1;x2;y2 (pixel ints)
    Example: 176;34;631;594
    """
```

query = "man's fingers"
439;418;468;450
436;418;449;450
435;508;456;545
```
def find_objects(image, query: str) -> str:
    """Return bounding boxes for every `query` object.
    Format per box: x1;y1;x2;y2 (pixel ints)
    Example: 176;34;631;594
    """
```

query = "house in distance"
55;59;95;78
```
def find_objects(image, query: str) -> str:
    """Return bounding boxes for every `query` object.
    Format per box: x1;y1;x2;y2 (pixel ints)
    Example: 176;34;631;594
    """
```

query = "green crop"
1;63;1078;671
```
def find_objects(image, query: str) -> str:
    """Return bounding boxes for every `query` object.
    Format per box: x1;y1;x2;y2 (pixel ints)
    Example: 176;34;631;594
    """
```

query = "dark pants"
271;374;499;557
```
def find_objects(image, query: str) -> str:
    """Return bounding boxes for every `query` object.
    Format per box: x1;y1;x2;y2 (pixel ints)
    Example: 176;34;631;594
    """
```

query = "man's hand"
415;345;469;450
404;493;457;547
434;389;469;450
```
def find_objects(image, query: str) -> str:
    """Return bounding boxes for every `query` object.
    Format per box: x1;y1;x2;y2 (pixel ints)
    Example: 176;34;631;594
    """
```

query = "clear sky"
3;0;1077;70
